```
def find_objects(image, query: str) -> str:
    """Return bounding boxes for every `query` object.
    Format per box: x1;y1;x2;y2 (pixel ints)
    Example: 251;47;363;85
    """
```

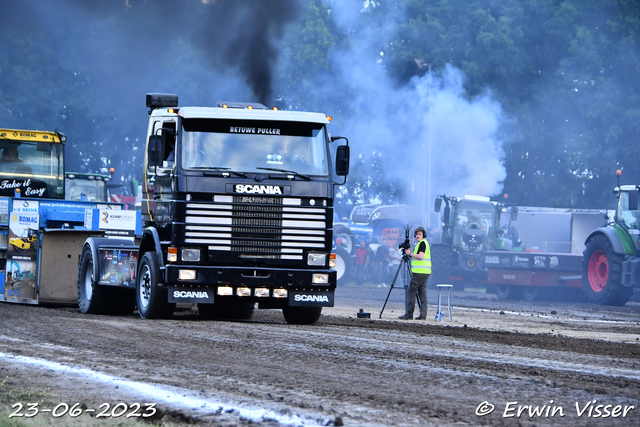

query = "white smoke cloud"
305;1;507;222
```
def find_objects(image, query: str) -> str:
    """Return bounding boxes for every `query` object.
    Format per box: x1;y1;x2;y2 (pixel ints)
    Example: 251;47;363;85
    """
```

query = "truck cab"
65;171;111;202
0;129;65;200
137;94;349;323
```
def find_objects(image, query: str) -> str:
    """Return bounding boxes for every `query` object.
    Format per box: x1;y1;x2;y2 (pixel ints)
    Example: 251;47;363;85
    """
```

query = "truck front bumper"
162;265;336;307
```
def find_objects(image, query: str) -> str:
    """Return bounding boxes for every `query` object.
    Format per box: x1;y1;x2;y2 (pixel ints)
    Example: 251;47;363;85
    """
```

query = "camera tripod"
379;252;420;318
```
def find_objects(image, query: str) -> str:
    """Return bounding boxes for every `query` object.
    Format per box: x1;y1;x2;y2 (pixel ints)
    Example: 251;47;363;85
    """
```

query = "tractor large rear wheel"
334;247;352;286
582;235;633;306
334;224;355;255
429;244;452;288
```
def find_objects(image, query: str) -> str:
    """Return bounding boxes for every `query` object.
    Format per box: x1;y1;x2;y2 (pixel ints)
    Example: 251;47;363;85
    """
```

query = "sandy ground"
0;284;639;427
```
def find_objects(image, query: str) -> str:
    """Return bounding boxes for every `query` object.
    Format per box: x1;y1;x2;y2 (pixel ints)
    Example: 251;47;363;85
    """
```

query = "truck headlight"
254;288;269;297
273;289;288;298
312;274;329;284
237;287;251;297
307;252;327;266
178;269;196;280
181;248;200;262
218;286;233;296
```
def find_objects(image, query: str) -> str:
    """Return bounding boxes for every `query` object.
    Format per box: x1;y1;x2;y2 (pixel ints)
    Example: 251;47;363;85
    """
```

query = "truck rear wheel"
282;306;322;325
334;247;352;286
136;252;175;319
494;284;523;301
77;245;112;314
582;235;632;306
522;286;538;302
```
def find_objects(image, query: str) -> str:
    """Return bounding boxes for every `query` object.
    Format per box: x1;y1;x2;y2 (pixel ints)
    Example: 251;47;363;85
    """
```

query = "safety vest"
411;238;431;274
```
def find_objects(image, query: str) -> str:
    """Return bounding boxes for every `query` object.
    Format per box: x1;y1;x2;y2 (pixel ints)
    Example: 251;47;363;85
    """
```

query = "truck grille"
184;195;328;260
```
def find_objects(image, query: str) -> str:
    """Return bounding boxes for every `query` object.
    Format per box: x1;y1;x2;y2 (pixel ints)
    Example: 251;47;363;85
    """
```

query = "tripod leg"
403;260;414;317
379;258;405;318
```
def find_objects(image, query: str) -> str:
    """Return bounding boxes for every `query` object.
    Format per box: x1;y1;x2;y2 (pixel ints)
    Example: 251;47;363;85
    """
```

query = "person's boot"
398;313;413;320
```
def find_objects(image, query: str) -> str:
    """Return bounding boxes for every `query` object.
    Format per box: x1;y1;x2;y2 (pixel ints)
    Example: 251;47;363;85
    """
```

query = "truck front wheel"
282;306;322;325
582;235;632;306
136;252;175;319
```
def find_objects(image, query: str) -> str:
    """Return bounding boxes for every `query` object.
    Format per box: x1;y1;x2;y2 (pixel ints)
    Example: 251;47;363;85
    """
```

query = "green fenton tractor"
431;194;518;288
581;170;638;305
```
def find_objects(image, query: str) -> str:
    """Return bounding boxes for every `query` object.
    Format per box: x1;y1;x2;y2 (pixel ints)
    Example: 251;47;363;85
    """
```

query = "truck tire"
77;245;113;314
136;252;175;319
493;284;509;301
493;284;522;301
334;247;352;286
429;245;452;288
522;286;538;302
334;224;355;255
582;235;633;306
282;306;322;325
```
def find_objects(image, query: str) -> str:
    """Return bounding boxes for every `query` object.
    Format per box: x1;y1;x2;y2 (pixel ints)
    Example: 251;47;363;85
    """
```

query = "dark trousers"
407;273;429;317
355;263;365;285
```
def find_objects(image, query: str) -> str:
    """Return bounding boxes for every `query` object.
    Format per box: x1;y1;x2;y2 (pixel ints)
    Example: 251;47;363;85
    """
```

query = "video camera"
398;224;412;252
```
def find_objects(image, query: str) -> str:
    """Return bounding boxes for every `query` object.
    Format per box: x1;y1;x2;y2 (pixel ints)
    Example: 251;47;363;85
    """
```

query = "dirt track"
1;285;639;426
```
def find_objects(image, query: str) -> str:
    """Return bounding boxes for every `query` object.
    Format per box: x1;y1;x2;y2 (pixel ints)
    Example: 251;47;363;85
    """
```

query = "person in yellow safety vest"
398;226;431;320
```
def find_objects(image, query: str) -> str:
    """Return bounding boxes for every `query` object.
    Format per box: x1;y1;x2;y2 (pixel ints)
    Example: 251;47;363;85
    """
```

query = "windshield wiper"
190;166;247;178
256;167;311;181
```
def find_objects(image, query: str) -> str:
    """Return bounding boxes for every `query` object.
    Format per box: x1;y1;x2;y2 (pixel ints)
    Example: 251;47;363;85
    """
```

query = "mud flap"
289;290;334;307
168;287;215;304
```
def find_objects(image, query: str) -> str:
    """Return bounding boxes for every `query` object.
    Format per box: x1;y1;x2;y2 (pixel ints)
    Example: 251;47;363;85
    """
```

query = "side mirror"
511;205;518;221
147;135;164;169
630;190;639;211
336;145;350;176
131;179;139;197
434;197;442;213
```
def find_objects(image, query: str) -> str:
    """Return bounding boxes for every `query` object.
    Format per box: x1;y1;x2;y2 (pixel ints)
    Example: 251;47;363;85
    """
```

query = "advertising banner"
4;210;39;302
85;209;138;236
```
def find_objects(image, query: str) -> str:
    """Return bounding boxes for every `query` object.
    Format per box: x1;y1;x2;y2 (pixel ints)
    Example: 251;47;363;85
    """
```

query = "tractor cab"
613;184;640;253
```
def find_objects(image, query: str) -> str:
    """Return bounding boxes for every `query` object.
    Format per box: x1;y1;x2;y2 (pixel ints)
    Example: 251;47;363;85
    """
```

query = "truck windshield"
453;200;496;248
180;119;330;176
0;141;63;198
65;179;107;202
